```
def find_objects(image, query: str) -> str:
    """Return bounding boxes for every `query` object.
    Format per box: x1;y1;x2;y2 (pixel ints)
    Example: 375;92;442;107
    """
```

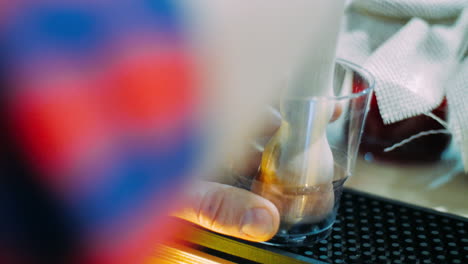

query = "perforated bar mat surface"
176;188;468;264
285;188;468;264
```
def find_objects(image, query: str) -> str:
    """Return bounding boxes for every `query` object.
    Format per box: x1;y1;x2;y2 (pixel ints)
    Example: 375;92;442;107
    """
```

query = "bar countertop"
347;156;468;218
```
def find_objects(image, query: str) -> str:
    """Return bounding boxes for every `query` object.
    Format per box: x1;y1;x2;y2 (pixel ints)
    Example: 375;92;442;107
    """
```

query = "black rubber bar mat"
174;187;468;264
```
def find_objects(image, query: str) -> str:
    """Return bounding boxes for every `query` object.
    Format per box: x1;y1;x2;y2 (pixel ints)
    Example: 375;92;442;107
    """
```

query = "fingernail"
241;208;275;238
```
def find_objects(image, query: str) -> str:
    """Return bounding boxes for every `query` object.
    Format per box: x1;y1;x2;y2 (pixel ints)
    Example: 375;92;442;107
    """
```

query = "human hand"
172;106;284;241
173;181;280;242
173;105;342;242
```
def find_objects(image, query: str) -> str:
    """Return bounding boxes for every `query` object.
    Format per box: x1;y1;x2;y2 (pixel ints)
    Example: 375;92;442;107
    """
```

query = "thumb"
173;181;280;242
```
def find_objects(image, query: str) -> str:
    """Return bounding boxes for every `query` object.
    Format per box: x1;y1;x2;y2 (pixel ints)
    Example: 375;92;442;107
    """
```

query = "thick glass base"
263;220;334;247
263;177;347;247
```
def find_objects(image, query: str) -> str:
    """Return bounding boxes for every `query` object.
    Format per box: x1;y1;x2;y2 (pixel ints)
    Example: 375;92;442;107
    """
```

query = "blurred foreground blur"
0;1;321;263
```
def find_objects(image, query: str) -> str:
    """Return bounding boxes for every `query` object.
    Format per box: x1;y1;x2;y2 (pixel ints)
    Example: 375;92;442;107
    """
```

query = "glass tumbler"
240;59;374;246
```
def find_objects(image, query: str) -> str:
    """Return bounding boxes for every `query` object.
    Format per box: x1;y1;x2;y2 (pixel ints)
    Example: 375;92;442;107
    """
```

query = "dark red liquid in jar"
357;77;451;163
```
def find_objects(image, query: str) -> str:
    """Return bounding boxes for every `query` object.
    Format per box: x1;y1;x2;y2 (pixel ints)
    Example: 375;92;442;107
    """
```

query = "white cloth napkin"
337;0;468;170
352;0;467;20
447;58;468;170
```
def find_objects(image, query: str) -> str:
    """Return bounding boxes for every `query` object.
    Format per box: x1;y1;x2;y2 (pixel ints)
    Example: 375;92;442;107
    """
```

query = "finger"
232;103;341;180
173;182;280;242
257;106;282;137
258;103;341;137
330;103;343;122
230;142;263;180
229;106;281;178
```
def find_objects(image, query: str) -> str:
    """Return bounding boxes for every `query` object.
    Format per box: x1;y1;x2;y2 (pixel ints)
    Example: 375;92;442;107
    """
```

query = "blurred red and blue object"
1;1;202;263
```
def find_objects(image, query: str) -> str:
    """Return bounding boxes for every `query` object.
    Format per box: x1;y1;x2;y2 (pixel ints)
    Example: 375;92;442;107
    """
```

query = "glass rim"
283;58;375;102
